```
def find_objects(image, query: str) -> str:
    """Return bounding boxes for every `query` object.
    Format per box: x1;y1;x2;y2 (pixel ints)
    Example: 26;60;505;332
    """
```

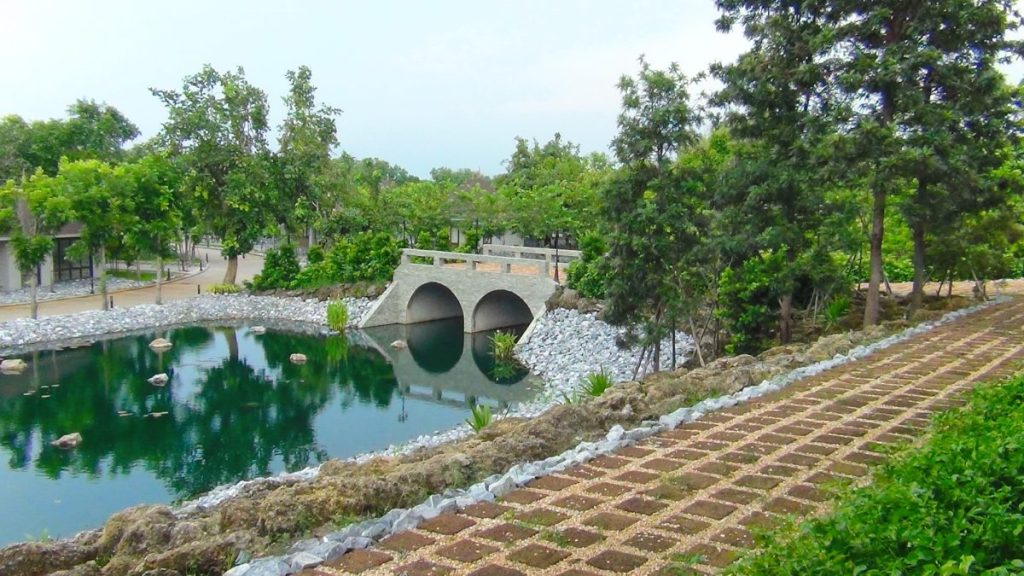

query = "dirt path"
303;297;1024;575
0;248;264;321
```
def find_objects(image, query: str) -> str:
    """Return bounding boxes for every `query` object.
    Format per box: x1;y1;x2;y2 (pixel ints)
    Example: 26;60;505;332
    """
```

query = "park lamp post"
554;229;560;283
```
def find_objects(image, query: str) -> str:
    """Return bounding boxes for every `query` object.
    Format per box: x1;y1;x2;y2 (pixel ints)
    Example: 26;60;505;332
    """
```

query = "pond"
0;319;537;545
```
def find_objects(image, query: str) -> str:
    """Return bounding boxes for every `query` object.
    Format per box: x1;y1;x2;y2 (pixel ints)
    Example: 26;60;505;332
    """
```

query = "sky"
1;1;1021;178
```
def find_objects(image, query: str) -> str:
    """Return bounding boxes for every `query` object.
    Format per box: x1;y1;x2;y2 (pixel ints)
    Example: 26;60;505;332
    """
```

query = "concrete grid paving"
301;298;1024;576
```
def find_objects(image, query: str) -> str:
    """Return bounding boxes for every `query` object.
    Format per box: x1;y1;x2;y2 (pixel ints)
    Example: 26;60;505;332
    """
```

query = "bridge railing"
480;244;582;264
400;249;551;277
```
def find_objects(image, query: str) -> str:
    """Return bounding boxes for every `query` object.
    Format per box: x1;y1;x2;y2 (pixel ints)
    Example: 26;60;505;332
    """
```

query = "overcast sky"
2;1;1021;177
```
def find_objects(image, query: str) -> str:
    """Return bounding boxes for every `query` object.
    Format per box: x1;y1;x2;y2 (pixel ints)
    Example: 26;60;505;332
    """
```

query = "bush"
717;251;785;355
209;283;241;294
326;301;349;332
566;232;611;298
288;232;402;289
252;244;301;291
455;228;482;254
306;245;325;265
823;295;851;330
730;374;1024;576
328;232;402;283
883;258;915;283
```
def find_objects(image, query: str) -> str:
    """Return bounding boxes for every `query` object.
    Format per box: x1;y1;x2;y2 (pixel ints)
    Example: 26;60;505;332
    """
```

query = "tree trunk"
99;249;109;311
29;266;39;320
779;292;794;344
671;327;677;371
223;255;238;284
910;219;927;315
308;226;315;249
688;317;706;368
155;252;163;305
864;187;886;327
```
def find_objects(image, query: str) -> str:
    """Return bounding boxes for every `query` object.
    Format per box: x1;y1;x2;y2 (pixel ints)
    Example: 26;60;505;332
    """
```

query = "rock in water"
390;340;408;350
0;358;28;373
149;338;173;351
147;373;169;386
251;325;267;335
51;432;82;449
289;353;307;364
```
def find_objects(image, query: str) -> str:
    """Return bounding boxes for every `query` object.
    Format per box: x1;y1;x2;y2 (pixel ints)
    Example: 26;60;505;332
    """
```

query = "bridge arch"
472;289;534;332
407;282;464;324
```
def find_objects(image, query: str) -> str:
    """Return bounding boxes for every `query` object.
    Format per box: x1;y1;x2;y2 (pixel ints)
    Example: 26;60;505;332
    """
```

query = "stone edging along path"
220;298;1015;576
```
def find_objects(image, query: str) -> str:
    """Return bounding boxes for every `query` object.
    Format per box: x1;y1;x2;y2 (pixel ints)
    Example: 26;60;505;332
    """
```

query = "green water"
0;319;535;545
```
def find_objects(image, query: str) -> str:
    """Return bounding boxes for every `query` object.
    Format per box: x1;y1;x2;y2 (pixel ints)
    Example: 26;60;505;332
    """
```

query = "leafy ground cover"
731;374;1024;576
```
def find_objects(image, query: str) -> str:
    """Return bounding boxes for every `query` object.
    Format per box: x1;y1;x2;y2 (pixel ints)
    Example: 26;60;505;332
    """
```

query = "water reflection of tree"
0;325;401;499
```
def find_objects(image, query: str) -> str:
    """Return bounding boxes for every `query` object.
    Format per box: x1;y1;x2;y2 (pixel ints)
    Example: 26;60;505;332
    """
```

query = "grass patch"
728;374;1024;575
208;283;241;294
106;269;156;282
540;529;571;548
326;301;349;332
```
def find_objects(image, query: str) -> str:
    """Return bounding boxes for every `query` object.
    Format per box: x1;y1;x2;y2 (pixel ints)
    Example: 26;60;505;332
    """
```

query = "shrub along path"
303;298;1024;576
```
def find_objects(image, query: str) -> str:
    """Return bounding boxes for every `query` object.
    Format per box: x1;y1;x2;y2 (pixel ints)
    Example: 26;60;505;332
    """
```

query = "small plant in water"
580;369;613;397
823;295;851;330
326;300;349;332
466;403;493;433
489;331;518;363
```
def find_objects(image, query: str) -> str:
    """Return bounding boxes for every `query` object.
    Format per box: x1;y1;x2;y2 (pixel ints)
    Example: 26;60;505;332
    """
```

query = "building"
0;223;93;292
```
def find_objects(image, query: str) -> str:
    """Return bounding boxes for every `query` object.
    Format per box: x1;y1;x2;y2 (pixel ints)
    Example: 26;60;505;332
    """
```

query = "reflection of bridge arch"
472;290;533;332
406;317;464;374
406;282;463;324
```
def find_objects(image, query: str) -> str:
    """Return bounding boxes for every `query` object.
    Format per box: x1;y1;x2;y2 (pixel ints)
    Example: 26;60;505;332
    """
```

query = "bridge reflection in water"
357;317;539;411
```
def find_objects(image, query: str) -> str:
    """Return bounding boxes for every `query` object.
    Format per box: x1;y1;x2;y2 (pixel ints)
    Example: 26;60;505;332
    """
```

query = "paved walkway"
303;298;1024;576
0;248;263;321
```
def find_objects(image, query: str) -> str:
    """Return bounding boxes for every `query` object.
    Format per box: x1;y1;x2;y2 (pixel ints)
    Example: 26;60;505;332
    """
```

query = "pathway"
304;297;1024;575
0;247;263;321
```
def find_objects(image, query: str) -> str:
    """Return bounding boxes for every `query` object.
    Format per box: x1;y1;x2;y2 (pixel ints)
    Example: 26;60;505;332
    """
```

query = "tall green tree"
152;65;274;284
277;66;341;247
119;154;183;304
603;59;701;372
831;0;1023;325
0;171;73;318
714;0;845;343
60;159;133;310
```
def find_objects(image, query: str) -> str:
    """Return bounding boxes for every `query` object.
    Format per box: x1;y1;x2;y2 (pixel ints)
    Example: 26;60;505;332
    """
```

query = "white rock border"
221;297;1009;576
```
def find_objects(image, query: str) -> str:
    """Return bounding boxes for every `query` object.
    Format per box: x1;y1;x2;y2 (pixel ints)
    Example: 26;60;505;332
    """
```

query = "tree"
830;0;1023;325
0;170;73;318
714;0;845;343
60;158;133;310
277;66;341;246
603;59;701;373
497;134;599;246
119;155;183;304
62;100;140;163
152;65;274;284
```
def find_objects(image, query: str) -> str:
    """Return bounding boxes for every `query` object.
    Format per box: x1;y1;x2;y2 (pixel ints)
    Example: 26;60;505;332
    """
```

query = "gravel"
0;277;151;306
0;294;374;356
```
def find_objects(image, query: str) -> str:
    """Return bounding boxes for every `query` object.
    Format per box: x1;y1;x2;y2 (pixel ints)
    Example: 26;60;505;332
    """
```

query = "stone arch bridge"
359;245;581;334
